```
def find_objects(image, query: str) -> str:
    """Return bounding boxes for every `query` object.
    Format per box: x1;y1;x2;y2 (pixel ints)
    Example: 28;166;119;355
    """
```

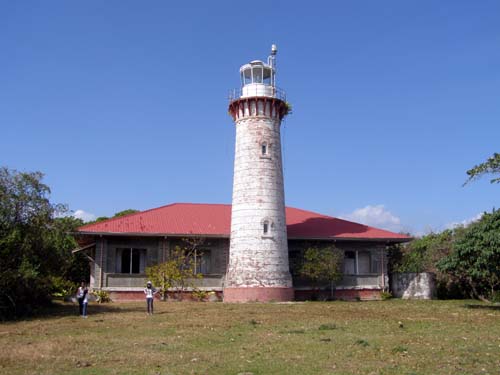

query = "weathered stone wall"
391;272;436;299
225;106;292;290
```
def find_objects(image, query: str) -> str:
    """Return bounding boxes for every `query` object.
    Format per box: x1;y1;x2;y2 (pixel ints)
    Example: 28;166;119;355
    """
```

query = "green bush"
380;291;393;300
49;276;77;298
192;289;208;301
438;209;500;302
92;290;111;303
491;291;500;303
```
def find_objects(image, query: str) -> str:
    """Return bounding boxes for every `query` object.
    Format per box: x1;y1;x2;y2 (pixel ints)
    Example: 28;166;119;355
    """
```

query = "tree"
464;153;500;185
146;238;205;300
437;209;500;302
48;216;89;284
0;167;88;319
298;245;343;299
0;168;58;317
112;209;139;218
388;231;467;299
84;209;139;225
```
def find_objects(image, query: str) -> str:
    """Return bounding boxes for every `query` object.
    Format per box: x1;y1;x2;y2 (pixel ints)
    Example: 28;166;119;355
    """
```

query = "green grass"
0;300;499;375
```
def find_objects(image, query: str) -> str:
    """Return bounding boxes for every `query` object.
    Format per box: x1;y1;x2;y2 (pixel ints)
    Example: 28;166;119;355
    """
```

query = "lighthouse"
224;45;293;302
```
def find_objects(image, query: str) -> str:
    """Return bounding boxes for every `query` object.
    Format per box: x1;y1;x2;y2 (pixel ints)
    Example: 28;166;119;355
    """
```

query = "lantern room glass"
243;69;252;85
263;67;272;85
241;66;274;87
253;66;263;83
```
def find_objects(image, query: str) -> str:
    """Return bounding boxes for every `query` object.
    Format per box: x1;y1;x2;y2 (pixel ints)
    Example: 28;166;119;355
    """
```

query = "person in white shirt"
144;281;157;315
76;282;86;316
77;282;89;318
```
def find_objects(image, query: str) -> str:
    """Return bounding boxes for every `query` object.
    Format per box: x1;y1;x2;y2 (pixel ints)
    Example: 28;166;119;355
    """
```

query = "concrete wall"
391;272;436;299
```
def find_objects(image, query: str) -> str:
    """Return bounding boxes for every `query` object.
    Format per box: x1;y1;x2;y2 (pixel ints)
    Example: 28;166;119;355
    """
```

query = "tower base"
223;287;294;303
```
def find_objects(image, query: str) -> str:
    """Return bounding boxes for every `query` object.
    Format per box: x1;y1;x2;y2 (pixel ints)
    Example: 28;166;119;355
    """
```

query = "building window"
358;251;371;274
343;250;374;275
116;248;146;274
193;249;211;275
344;251;356;274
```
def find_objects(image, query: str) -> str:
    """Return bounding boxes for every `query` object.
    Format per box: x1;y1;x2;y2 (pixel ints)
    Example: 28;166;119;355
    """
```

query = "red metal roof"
77;203;411;241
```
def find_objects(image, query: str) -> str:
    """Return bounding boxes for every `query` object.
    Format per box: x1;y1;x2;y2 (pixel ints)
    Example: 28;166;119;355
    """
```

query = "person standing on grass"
144;281;157;315
76;282;86;316
81;283;89;318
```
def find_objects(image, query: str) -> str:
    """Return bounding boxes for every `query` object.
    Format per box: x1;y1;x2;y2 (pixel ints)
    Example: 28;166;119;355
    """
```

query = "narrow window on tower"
260;141;271;159
261;218;274;238
261;143;267;156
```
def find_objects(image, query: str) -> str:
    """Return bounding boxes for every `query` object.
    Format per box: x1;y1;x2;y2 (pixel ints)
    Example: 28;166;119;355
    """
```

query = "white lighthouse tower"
224;45;293;302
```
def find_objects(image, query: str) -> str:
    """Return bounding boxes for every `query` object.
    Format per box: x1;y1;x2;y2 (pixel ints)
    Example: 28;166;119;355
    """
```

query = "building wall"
288;240;388;290
94;236;229;290
92;235;389;294
101;237;160;289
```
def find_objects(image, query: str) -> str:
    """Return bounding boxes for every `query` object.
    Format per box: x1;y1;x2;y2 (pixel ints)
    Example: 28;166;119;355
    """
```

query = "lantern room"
239;61;275;98
238;44;278;99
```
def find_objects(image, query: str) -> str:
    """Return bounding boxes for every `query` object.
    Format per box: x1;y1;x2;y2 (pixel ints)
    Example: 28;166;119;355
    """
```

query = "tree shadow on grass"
16;301;147;322
463;303;500;311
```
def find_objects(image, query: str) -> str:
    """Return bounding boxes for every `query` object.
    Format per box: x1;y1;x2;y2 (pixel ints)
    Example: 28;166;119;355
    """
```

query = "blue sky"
0;1;498;235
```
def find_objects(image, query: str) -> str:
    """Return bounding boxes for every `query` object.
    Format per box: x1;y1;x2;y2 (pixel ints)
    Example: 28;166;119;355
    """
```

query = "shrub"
298;245;343;299
380;291;393;300
146;239;205;301
437;209;500;302
491;291;500;303
92;290;111;303
49;276;77;298
192;289;208;301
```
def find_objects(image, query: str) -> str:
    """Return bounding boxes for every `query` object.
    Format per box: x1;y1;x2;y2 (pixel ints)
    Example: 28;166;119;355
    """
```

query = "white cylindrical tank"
224;47;293;302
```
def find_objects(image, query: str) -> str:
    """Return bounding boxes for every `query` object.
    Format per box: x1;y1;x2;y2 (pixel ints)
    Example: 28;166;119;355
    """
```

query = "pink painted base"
223;287;294;303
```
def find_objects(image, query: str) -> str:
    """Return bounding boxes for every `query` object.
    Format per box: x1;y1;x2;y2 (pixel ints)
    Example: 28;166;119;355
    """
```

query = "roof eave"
75;231;411;242
75;231;231;238
287;236;412;242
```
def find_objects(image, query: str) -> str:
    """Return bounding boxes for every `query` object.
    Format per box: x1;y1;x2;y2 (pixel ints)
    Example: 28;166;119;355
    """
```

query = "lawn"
0;300;498;375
